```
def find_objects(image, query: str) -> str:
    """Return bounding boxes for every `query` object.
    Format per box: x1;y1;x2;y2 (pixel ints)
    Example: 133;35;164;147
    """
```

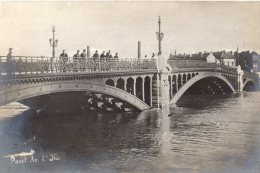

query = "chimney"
87;46;90;58
138;41;141;59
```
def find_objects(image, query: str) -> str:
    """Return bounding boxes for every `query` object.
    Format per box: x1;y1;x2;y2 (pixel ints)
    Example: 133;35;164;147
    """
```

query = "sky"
0;1;260;58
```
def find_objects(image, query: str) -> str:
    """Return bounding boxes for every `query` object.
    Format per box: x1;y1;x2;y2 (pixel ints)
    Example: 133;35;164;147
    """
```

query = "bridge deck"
0;56;258;81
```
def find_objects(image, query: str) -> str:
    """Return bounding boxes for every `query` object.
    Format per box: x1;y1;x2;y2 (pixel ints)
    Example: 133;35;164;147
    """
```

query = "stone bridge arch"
0;81;150;111
170;72;235;104
243;79;256;91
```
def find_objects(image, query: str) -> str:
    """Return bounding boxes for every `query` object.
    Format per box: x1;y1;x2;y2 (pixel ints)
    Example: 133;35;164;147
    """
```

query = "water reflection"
30;112;159;152
0;93;260;173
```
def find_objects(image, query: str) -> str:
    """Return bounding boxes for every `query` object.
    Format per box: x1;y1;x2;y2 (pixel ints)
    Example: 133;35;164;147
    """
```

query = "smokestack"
87;46;90;58
138;41;141;59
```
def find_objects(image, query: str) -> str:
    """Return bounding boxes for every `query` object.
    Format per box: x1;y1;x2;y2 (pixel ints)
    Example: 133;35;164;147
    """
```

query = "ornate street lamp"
49;26;58;58
156;16;164;55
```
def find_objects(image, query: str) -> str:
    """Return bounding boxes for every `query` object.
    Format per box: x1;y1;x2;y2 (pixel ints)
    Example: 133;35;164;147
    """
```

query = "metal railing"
168;59;239;74
243;70;259;79
168;58;260;82
0;56;157;76
167;59;216;69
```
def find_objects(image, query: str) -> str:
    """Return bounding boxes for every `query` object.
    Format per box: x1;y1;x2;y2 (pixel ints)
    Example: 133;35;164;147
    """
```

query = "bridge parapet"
0;56;157;77
168;59;217;69
168;59;250;75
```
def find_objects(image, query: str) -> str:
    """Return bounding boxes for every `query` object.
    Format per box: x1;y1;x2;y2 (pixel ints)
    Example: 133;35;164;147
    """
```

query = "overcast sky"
0;1;260;58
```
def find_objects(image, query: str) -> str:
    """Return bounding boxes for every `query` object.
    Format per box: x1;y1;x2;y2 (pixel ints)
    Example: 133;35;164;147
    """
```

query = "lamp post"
49;26;58;72
156;16;164;55
49;26;58;58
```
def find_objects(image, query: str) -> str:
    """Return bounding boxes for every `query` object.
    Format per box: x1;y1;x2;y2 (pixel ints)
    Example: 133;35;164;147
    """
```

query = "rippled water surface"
0;92;260;173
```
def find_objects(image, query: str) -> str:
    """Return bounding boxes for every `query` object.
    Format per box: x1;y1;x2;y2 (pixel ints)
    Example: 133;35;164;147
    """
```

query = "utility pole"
49;26;58;58
156;16;164;55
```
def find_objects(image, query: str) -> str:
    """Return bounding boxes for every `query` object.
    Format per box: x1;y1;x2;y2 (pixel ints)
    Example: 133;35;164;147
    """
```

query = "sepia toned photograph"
0;1;260;173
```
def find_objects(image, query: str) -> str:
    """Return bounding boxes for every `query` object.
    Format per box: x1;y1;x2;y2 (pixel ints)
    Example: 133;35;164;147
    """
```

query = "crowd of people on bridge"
58;49;120;72
3;48;121;74
59;49;119;63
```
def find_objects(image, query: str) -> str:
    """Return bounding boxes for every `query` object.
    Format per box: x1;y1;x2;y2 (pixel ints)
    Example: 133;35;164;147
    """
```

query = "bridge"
0;55;258;112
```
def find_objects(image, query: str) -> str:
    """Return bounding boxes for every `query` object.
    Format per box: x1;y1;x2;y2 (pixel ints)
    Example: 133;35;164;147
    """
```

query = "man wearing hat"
59;50;68;72
80;49;87;71
93;50;99;59
80;49;87;60
60;50;68;60
73;50;80;59
73;50;80;71
6;48;13;75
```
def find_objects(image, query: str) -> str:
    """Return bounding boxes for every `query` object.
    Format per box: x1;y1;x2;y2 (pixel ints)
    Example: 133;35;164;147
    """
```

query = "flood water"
0;92;260;173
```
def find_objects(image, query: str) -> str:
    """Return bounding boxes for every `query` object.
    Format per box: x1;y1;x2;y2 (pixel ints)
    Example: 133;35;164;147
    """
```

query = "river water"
0;92;260;173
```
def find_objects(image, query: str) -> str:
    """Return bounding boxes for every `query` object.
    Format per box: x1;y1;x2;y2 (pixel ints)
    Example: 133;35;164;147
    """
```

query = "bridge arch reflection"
243;80;256;91
170;72;235;104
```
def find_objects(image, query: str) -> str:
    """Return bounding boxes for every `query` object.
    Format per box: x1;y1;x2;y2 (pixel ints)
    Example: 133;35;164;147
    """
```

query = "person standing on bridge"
93;50;99;59
80;49;87;60
73;50;80;72
80;49;87;71
100;51;105;60
60;50;68;60
105;50;111;58
73;50;80;60
6;48;13;75
59;50;68;72
114;53;119;59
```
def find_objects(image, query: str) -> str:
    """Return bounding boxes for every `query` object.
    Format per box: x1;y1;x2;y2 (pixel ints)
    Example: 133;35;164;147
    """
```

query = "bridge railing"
243;70;259;80
0;56;157;76
167;59;238;74
167;59;217;69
